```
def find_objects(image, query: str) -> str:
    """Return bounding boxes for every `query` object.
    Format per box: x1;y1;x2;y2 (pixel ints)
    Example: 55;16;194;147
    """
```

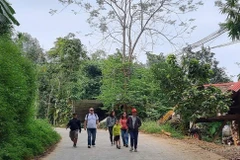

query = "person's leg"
118;136;121;148
87;129;91;147
134;131;139;151
70;131;74;142
92;128;97;146
117;140;120;149
129;131;134;151
108;127;113;144
121;129;125;146
125;130;129;147
74;130;78;147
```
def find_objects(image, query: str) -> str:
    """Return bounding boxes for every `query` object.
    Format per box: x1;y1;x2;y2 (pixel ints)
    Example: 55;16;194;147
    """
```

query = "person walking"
127;108;142;152
113;119;121;149
106;111;117;145
66;113;81;147
120;112;129;147
84;108;99;148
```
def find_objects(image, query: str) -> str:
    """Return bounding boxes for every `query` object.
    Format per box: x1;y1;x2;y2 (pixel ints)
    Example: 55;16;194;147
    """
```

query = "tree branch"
130;0;167;57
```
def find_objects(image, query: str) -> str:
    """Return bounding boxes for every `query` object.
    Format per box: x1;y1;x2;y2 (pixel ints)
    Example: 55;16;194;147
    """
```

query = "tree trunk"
47;85;53;120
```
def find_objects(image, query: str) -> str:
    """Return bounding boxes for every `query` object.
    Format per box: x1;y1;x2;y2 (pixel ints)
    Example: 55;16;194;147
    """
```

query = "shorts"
114;135;120;141
69;130;78;139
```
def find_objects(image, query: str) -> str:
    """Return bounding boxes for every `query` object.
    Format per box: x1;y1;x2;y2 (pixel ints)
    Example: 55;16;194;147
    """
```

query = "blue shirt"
85;113;99;129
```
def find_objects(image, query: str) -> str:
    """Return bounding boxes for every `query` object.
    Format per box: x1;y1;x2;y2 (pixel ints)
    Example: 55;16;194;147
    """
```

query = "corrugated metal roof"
204;81;240;92
229;81;240;92
204;82;235;92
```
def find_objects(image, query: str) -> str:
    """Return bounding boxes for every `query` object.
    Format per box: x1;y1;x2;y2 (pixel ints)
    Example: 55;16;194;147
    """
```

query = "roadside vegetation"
141;121;184;139
0;36;60;160
1;0;240;159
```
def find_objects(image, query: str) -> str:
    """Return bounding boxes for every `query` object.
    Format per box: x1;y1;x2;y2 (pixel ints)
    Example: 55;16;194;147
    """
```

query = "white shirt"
85;113;99;129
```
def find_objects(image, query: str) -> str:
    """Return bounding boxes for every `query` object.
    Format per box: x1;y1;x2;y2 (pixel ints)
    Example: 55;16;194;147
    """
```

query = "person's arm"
96;114;100;128
66;120;71;130
112;125;115;136
120;118;122;126
84;115;87;130
138;117;142;128
78;120;81;133
126;117;130;128
106;117;109;129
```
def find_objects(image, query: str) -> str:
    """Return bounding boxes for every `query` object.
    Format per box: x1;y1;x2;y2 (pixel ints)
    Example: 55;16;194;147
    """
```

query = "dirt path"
42;128;226;160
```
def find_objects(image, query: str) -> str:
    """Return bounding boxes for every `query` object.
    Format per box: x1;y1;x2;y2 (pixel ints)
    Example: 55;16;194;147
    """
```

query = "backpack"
85;113;98;125
86;113;98;119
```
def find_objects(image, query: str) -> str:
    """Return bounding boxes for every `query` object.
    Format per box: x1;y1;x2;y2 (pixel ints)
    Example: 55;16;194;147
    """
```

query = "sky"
11;0;239;81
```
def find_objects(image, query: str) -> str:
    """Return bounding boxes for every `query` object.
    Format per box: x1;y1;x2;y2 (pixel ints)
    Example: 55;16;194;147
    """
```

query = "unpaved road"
42;128;226;160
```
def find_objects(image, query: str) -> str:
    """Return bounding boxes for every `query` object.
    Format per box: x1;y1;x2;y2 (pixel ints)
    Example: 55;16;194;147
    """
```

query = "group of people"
106;108;142;152
66;107;141;152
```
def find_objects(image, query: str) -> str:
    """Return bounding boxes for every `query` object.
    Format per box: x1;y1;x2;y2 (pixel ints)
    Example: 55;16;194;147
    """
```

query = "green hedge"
0;36;60;160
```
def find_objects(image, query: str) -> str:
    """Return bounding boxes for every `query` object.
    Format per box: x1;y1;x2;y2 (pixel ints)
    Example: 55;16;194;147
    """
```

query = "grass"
140;121;184;139
0;119;61;160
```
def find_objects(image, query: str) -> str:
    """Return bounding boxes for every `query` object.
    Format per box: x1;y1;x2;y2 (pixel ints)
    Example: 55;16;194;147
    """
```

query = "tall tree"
182;47;231;83
38;33;88;124
57;0;202;62
14;32;46;64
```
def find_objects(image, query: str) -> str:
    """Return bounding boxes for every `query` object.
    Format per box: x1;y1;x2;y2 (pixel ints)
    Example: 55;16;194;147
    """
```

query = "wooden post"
238;121;240;145
232;121;238;146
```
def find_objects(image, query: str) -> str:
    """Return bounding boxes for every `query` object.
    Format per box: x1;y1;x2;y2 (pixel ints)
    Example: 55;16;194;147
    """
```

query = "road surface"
42;128;226;160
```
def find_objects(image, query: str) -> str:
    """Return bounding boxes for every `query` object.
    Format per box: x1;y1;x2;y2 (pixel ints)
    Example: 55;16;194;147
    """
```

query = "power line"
210;40;240;49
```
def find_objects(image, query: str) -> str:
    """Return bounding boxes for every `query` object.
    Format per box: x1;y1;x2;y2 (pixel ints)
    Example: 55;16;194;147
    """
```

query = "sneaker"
125;144;128;147
134;149;137;152
118;146;121;149
130;147;133;152
73;144;77;147
111;142;114;146
88;145;91;148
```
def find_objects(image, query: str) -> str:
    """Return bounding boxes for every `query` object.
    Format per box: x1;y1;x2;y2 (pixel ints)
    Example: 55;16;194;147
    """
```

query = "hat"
132;108;137;113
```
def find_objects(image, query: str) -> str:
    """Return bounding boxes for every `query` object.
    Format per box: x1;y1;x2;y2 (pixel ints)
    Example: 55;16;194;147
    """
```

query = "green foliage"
140;121;184;139
178;86;231;122
0;120;60;160
151;53;231;126
37;33;89;125
0;36;36;140
0;36;60;160
182;47;231;83
14;32;46;64
0;0;20;26
98;53;158;118
78;60;102;100
199;122;222;142
216;0;240;40
151;54;187;107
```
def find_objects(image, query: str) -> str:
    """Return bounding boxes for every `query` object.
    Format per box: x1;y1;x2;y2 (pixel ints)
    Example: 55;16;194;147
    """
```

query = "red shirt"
120;118;128;129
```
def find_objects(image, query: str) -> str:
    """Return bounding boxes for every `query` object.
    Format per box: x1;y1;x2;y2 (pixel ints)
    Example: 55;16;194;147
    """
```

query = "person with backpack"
66;113;81;147
84;107;99;148
127;108;142;152
106;111;117;145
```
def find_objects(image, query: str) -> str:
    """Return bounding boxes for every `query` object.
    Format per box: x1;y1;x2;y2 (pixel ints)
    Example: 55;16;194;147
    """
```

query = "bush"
0;119;60;160
140;121;184;139
0;36;61;160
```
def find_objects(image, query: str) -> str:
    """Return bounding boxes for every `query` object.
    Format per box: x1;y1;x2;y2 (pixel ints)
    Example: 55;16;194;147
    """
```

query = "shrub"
0;36;61;160
140;121;184;139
